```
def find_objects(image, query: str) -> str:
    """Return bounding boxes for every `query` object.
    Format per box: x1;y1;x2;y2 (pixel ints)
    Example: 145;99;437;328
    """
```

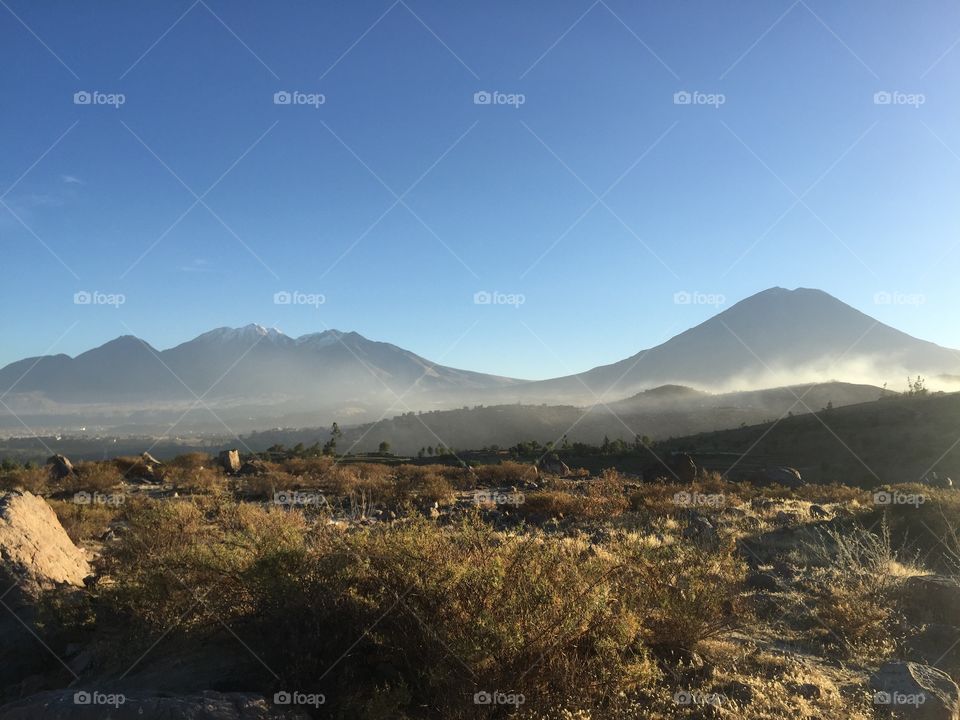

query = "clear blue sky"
2;0;958;379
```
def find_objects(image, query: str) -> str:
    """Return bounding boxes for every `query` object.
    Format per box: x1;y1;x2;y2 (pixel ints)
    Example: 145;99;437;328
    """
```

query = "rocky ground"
1;453;959;719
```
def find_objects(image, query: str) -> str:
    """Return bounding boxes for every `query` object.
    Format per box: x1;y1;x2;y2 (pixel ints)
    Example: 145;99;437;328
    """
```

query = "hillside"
245;381;885;456
657;390;960;486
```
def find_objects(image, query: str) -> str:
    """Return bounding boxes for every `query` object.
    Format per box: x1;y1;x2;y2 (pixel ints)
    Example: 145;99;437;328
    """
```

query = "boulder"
682;515;718;547
907;624;960;678
755;466;803;488
536;453;570;476
870;661;960;720
902;576;960;627
45;455;73;481
746;572;780;592
218;450;241;475
925;472;955;490
140;452;162;467
238;459;268;477
0;491;90;599
0;690;310;719
0;491;91;689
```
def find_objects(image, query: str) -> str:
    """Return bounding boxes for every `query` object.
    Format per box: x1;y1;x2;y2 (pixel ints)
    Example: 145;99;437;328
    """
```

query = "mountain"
0;326;521;430
1;288;957;434
503;287;960;403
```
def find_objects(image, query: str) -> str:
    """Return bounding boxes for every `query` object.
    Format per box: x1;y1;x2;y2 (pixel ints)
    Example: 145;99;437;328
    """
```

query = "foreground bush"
93;499;747;717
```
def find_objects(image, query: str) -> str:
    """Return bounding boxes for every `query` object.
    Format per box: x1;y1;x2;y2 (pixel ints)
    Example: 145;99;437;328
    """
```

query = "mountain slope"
0;326;522;428
1;287;957;432
507;288;960;402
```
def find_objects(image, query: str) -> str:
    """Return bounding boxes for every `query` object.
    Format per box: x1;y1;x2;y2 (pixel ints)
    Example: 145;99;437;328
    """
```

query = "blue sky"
1;0;958;380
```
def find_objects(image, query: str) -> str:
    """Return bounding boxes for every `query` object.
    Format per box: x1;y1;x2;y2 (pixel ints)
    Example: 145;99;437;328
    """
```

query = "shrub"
67;461;123;494
799;521;906;659
616;533;748;651
94;500;754;717
0;465;49;494
49;499;121;544
166;452;213;471
392;466;455;506
518;471;628;522
166;465;225;494
474;460;538;486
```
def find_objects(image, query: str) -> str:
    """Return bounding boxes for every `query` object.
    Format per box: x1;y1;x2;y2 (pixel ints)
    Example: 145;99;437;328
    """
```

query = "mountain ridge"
2;287;958;431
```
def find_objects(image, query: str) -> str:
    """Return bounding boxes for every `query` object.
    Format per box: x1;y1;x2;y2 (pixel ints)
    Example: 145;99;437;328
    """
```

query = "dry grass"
0;465;49;494
66;461;124;494
49;498;122;544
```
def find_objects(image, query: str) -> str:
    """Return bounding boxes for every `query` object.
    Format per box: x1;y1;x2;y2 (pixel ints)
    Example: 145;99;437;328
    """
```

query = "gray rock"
754;466;803;488
786;682;821;699
907;624;960;678
746;572;780;592
45;455;74;481
682;516;718;546
870;661;960;720
537;453;570;476
903;576;960;627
